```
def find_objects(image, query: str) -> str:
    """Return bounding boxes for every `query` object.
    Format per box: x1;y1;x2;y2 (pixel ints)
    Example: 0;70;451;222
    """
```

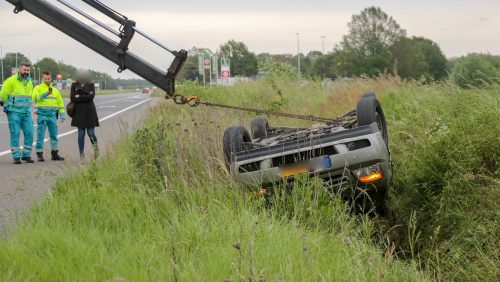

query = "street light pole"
37;67;41;82
321;35;326;80
0;46;4;84
295;33;301;80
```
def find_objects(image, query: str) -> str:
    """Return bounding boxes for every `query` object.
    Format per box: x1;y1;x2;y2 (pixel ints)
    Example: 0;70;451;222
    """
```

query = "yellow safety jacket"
0;74;34;114
32;82;65;116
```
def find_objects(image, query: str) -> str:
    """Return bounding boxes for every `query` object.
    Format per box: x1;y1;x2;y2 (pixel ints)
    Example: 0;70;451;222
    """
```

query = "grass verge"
1;77;498;281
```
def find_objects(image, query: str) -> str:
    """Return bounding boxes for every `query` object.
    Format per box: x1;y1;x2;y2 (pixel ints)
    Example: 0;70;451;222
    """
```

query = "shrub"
450;53;500;88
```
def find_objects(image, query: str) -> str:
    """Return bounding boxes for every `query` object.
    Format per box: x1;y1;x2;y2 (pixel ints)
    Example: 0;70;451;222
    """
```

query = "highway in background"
0;92;160;235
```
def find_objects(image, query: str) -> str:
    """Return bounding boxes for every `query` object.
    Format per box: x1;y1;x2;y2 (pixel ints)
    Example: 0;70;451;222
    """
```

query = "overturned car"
222;93;392;212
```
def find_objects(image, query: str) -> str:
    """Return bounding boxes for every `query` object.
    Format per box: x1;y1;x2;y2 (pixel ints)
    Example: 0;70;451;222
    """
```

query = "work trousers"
36;113;59;152
7;111;33;159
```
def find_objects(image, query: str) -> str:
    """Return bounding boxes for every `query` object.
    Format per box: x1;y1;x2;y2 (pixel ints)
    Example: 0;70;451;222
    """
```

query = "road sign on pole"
203;53;210;70
212;55;219;80
221;57;230;81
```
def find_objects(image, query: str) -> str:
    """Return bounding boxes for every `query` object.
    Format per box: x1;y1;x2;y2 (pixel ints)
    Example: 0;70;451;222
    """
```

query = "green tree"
260;59;297;81
34;57;61;76
270;54;294;65
310;52;341;79
413;37;447;80
343;6;406;50
178;55;200;81
337;7;406;77
291;53;310;76
218;40;258;77
59;61;78;80
306;51;323;63
1;52;31;81
451;53;500;88
391;37;447;80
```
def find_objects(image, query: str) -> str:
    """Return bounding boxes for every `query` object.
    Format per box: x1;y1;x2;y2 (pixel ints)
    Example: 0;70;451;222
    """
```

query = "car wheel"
356;95;389;146
223;125;251;168
361;92;376;99
250;116;270;139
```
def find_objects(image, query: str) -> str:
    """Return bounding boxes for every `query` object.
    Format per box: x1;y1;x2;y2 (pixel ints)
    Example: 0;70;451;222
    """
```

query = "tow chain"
168;94;351;124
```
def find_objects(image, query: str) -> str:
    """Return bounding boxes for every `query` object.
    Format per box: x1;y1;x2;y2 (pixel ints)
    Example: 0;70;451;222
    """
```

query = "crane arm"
4;0;187;97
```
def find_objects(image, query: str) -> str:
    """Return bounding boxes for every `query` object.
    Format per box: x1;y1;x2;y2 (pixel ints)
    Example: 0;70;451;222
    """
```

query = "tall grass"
0;77;497;281
382;81;499;281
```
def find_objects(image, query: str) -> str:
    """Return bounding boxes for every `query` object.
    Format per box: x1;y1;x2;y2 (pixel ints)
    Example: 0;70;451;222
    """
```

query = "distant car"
142;88;150;95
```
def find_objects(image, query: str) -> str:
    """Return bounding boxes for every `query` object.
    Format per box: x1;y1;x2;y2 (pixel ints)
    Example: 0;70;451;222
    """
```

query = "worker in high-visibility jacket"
0;63;35;164
32;71;65;161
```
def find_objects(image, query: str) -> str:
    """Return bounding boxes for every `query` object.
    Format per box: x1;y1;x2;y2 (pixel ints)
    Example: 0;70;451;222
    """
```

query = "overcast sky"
1;0;499;79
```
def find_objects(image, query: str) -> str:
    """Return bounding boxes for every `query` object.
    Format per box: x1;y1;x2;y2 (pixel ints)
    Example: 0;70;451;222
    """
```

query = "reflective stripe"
9;94;32;99
7;102;32;107
44;96;58;100
37;106;59;109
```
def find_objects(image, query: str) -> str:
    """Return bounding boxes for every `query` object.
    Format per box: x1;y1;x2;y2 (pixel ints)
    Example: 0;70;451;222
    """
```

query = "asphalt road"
0;92;159;236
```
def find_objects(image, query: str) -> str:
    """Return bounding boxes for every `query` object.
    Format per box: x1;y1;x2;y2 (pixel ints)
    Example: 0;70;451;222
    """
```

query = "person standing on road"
32;71;65;162
70;71;99;163
0;63;35;164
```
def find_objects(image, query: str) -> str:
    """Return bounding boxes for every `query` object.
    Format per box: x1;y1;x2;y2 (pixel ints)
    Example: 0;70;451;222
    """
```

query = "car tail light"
353;164;383;183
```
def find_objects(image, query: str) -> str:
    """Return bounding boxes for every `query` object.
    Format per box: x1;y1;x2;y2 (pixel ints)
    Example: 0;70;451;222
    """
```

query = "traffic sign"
221;71;230;78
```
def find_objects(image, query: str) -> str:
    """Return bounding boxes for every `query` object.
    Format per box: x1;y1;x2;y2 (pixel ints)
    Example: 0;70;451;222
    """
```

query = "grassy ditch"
0;77;498;281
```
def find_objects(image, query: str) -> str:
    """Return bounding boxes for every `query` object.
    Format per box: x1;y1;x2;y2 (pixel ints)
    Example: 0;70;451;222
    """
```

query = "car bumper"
230;123;392;189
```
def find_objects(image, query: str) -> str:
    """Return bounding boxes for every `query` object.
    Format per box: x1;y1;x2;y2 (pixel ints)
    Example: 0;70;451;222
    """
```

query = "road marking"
0;98;152;157
93;94;143;106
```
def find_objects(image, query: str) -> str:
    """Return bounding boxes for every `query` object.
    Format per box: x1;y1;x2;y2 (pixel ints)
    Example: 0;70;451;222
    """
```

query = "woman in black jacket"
70;72;99;162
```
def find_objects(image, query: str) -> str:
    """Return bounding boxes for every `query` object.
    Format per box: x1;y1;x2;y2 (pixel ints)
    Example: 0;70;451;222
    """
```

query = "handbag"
66;101;75;117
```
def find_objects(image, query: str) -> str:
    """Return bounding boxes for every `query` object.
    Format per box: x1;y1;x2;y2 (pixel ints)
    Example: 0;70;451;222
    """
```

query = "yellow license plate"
280;165;310;177
279;156;332;177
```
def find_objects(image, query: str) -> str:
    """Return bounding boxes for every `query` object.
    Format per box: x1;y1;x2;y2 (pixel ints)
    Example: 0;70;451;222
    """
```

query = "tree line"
0;54;152;90
180;6;500;88
3;6;498;89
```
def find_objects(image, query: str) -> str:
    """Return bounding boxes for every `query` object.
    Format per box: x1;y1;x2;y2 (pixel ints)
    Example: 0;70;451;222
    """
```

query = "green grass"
0;77;498;281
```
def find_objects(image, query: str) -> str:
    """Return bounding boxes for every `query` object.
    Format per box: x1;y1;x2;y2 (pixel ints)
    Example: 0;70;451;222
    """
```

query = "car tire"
356;95;389;146
361;92;376;99
250;116;270;139
223;125;251;168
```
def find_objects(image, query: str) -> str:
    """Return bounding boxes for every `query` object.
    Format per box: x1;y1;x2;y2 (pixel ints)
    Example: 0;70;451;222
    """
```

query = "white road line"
0;98;152;157
93;94;142;106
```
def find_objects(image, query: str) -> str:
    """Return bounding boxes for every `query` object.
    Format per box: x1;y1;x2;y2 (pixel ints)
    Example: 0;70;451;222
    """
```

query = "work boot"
37;152;45;162
13;158;21;164
51;150;65;161
21;156;35;163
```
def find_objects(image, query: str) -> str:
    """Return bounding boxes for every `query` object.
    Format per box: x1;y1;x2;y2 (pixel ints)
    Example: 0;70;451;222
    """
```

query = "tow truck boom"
3;0;187;96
